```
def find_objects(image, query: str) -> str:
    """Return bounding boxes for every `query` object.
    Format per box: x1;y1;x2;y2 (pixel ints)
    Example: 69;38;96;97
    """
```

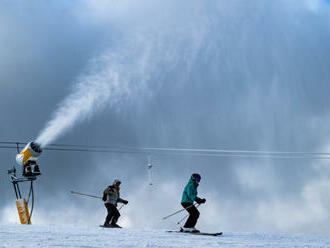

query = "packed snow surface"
1;224;330;248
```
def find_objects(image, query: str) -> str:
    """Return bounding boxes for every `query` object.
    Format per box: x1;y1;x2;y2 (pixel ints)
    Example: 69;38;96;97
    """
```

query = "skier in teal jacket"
181;173;206;233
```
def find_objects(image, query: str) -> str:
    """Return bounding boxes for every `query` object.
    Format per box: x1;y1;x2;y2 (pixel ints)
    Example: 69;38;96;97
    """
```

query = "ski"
166;230;223;236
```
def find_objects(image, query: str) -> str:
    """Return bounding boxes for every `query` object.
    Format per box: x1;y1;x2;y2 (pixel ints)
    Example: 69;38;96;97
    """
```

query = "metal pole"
12;182;19;199
27;181;34;224
16;182;22;199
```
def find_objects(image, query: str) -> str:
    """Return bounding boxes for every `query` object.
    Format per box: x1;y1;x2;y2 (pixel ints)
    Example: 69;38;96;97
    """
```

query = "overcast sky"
1;0;330;236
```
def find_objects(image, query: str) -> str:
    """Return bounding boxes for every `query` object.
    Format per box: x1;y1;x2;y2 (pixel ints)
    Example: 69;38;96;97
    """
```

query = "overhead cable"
1;141;330;159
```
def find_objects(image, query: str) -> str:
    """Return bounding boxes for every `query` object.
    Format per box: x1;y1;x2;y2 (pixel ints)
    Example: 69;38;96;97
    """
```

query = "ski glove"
122;200;128;205
195;197;206;204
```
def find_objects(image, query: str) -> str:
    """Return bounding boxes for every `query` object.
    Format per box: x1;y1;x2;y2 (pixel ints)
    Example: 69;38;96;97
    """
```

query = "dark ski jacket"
103;185;125;206
181;179;199;204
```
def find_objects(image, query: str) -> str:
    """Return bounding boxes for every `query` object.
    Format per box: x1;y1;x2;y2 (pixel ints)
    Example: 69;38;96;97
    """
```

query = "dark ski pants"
104;203;120;225
181;202;200;228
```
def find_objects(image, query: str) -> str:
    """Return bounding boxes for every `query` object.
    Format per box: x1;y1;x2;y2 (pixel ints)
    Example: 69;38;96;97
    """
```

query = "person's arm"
102;190;107;201
118;198;128;204
186;184;197;202
102;187;110;201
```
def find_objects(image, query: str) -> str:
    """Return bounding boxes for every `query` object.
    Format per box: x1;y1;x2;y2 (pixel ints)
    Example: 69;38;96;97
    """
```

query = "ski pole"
162;203;198;220
70;191;127;210
177;204;201;225
118;204;125;211
70;191;102;199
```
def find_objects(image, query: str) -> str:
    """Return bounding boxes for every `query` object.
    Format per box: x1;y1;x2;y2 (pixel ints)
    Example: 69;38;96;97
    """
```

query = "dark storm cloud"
1;0;330;235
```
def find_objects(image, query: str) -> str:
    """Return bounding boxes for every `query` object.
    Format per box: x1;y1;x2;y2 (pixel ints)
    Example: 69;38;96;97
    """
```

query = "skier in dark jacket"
181;173;206;233
102;179;128;228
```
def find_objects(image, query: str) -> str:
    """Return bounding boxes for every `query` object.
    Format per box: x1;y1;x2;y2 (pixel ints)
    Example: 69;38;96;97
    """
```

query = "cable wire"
1;141;330;159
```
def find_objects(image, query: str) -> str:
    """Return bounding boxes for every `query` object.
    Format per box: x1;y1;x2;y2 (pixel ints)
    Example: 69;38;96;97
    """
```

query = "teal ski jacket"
181;179;199;203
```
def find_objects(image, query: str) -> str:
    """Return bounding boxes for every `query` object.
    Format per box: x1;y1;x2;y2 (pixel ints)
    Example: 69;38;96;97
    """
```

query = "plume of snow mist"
36;21;205;147
36;74;111;147
36;40;148;147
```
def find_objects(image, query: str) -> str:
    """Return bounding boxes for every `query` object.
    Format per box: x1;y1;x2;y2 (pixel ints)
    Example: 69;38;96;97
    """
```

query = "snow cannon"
16;141;42;177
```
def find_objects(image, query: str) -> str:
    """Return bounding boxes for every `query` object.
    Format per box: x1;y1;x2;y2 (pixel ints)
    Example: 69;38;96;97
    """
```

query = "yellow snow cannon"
16;141;42;177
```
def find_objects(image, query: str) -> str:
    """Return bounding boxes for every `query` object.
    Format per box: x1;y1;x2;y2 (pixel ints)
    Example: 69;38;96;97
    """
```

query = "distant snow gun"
7;141;43;225
16;141;42;177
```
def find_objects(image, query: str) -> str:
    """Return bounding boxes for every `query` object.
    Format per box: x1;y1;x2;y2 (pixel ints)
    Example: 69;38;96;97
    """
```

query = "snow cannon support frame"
8;166;38;224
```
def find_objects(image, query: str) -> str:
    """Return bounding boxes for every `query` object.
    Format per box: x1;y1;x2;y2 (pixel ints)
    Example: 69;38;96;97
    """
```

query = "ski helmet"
191;173;201;182
113;179;121;186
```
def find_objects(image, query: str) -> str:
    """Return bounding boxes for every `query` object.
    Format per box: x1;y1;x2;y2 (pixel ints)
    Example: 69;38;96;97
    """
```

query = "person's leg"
104;203;114;226
188;205;200;227
181;203;200;228
110;206;121;225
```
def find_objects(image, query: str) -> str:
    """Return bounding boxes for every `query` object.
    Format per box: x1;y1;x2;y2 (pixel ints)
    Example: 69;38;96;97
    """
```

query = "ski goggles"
196;177;201;182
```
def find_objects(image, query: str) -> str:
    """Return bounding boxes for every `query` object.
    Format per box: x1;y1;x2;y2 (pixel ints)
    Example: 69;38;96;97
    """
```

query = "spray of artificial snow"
36;72;108;147
36;18;205;148
36;41;148;147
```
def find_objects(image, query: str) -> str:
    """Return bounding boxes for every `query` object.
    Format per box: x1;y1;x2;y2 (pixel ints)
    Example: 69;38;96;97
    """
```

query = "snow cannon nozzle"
30;141;42;154
16;141;42;177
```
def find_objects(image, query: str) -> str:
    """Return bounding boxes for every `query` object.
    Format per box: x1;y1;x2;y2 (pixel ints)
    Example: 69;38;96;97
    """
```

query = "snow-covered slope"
1;224;330;248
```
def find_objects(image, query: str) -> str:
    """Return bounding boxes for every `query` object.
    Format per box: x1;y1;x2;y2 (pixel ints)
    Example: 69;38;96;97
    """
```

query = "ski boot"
102;222;111;227
181;227;200;233
110;223;122;228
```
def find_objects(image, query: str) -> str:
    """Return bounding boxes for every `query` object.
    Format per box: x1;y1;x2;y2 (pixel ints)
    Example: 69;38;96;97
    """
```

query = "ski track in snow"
1;224;330;248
